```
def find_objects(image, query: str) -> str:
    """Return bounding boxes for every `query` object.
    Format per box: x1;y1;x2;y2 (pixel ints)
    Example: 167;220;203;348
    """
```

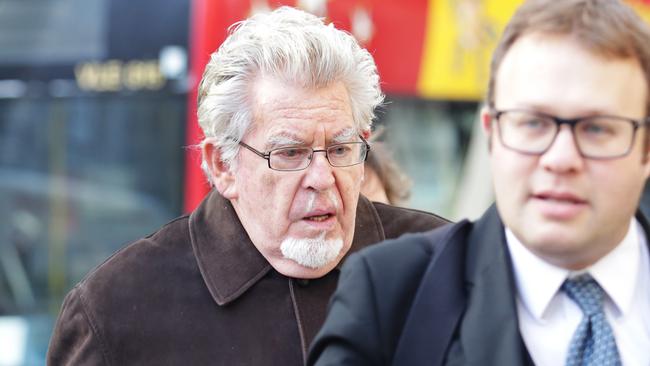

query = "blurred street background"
1;0;650;364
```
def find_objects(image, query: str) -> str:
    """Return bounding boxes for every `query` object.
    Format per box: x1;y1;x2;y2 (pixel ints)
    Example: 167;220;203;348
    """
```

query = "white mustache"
304;190;339;213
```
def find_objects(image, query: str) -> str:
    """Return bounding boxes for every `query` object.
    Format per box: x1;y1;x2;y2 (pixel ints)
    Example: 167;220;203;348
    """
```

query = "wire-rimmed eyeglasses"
491;109;649;159
237;135;370;171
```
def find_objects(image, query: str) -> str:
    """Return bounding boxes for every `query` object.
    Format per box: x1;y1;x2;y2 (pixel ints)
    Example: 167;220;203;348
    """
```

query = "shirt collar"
589;218;643;316
188;190;384;306
506;229;568;320
506;217;642;320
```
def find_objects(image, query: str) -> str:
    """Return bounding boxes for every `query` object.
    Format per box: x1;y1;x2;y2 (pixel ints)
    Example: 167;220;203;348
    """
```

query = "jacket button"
296;279;310;287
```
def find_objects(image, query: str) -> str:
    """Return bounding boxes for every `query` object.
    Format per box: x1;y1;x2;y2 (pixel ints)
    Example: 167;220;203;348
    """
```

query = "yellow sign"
417;0;650;101
628;0;650;22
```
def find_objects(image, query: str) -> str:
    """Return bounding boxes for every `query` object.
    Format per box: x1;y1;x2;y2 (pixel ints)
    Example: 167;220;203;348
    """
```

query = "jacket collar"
458;204;533;365
458;207;650;365
459;207;650;366
188;190;383;306
393;205;533;366
394;206;650;366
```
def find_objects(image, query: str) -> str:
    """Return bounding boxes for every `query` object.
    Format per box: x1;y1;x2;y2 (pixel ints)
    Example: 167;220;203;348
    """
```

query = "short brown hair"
487;0;650;116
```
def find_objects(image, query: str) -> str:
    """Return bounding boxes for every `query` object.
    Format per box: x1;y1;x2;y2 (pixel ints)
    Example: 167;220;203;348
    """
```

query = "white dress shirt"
506;218;650;366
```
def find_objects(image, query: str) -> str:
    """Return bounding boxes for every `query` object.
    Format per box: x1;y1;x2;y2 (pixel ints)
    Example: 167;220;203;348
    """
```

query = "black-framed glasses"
238;135;370;171
491;109;649;159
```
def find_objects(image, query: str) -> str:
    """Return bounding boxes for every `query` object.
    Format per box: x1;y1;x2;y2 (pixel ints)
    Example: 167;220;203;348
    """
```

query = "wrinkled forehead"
248;77;357;147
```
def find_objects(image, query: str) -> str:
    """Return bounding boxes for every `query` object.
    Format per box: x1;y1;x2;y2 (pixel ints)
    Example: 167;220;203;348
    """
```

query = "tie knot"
562;274;605;317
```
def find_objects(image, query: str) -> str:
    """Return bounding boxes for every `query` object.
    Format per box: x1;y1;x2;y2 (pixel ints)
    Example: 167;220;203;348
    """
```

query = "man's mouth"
305;213;334;222
531;190;588;219
300;209;337;229
533;191;586;204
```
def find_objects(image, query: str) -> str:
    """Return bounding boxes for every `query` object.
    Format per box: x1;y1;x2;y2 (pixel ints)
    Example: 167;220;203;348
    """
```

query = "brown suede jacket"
47;191;449;365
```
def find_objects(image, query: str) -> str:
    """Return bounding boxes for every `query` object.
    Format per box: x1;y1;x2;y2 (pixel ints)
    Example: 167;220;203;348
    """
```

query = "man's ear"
361;129;371;140
480;106;493;135
202;142;238;199
480;106;495;152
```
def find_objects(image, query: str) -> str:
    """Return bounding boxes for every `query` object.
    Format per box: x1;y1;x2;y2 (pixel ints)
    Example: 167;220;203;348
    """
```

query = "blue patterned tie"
563;274;621;366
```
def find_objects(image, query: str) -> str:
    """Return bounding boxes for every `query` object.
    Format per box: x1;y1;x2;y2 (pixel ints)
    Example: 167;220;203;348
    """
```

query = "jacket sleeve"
47;286;109;366
307;252;386;366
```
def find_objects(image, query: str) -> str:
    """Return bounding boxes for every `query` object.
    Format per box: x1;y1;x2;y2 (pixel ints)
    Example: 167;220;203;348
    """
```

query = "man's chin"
279;235;344;272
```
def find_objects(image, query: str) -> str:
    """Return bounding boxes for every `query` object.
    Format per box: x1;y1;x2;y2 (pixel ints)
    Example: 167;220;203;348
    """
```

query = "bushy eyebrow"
266;133;303;150
331;128;358;144
265;127;359;150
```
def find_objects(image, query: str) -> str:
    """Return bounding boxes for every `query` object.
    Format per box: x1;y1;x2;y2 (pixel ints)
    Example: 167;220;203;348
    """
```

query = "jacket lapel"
393;207;649;366
452;206;532;366
391;222;470;366
392;206;533;366
452;209;650;365
189;190;271;306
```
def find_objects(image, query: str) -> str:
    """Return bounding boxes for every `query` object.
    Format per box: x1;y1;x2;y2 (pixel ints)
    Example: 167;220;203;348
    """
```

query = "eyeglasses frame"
490;108;649;160
237;135;371;171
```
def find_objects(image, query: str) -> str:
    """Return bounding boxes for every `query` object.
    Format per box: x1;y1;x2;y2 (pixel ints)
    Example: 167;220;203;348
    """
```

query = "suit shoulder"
372;202;451;239
361;230;435;266
354;221;467;279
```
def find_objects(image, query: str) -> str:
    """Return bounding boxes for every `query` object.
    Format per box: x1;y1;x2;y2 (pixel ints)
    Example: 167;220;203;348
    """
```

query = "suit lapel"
452;206;533;366
392;206;533;366
452;209;650;366
391;223;470;366
393;208;649;366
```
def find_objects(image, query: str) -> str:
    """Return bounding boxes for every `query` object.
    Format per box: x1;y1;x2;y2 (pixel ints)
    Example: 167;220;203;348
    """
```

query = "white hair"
197;6;384;177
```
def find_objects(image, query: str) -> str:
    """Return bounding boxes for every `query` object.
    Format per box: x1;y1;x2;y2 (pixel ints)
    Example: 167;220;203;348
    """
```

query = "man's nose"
303;151;336;190
539;125;585;173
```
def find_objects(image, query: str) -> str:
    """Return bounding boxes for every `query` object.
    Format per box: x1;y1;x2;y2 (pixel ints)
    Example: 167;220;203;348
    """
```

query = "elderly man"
310;0;650;365
47;6;447;366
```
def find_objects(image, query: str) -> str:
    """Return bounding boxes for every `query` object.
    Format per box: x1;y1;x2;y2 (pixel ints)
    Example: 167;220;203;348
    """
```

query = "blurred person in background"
310;0;650;365
361;128;412;205
46;6;448;366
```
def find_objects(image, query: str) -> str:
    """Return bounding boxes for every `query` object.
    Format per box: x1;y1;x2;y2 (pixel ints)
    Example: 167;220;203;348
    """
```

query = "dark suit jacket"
47;191;449;366
308;205;650;366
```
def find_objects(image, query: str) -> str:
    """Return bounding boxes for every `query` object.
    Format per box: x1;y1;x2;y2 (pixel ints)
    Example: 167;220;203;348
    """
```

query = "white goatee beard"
280;232;344;269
